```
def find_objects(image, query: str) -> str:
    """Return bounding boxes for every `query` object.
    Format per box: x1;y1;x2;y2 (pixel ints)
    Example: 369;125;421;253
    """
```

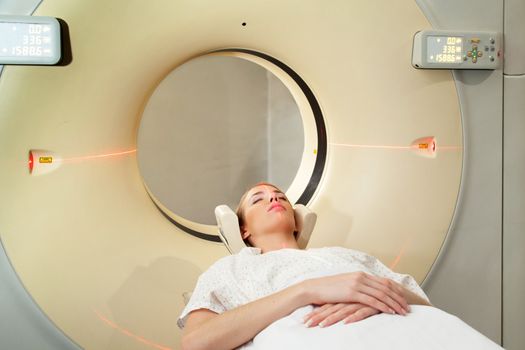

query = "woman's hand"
303;302;380;328
302;272;410;316
393;280;432;306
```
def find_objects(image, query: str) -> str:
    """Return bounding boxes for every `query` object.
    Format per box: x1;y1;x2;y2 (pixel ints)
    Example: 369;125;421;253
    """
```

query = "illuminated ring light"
138;49;327;242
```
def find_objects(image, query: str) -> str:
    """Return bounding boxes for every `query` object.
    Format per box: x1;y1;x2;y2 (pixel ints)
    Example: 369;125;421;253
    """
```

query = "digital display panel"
426;36;463;64
0;16;61;65
412;30;501;70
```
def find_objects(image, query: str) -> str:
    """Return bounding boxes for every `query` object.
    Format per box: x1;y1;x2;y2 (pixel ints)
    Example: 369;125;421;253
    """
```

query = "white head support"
214;204;317;254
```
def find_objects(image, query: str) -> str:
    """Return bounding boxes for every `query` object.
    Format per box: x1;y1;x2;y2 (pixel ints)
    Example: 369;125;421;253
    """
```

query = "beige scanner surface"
0;1;462;349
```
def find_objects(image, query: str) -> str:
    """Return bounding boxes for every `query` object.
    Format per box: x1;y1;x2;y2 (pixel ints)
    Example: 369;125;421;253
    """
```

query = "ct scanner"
0;0;524;349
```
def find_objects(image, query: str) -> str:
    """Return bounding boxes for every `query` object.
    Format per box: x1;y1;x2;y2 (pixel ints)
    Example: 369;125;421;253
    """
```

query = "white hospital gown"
178;246;428;330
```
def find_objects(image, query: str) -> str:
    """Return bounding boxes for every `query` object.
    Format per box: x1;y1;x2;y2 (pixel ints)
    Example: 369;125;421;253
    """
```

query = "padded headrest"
214;204;317;254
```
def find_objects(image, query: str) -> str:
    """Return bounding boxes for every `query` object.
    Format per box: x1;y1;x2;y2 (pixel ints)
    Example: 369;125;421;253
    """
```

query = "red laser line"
437;146;462;151
331;142;411;150
59;149;137;163
94;309;173;350
389;243;408;270
330;143;461;151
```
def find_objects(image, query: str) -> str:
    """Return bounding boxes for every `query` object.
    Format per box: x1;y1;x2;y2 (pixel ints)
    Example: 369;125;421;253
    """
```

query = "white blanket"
241;305;503;350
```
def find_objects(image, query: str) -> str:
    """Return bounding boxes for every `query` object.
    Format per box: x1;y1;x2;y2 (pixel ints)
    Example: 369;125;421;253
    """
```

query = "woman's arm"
182;271;409;350
181;282;309;350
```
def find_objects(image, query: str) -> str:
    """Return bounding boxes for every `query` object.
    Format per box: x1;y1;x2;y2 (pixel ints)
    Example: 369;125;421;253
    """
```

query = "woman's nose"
270;193;278;202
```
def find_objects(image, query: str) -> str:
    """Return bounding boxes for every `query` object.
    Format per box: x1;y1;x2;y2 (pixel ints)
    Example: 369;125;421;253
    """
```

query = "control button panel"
412;30;502;70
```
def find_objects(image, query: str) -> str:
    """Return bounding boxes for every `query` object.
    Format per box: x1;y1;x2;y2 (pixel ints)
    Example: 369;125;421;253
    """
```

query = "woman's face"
239;184;296;242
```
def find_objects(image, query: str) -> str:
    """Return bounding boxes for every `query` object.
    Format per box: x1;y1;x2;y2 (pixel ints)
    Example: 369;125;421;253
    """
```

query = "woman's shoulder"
204;247;261;272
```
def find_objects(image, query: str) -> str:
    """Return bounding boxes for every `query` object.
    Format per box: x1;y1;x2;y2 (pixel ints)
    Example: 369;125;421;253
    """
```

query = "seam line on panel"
501;0;506;344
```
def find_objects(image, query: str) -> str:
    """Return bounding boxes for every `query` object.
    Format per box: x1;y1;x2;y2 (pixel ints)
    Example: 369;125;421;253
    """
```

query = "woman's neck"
255;233;299;253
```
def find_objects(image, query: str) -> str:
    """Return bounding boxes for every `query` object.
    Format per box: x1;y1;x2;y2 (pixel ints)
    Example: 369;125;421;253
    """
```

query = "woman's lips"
268;203;285;211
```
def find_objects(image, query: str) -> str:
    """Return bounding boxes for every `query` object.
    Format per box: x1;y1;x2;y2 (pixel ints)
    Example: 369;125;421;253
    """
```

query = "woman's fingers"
343;306;379;324
303;303;333;324
318;304;363;328
358;284;407;316
352;274;408;315
304;303;348;327
351;292;395;315
304;303;383;328
365;275;410;312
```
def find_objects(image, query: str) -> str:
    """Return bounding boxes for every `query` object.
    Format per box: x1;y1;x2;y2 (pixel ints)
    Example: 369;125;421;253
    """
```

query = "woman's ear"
241;226;251;240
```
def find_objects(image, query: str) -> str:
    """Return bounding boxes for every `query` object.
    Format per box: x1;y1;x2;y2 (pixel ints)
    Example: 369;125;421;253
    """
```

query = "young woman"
178;183;431;350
